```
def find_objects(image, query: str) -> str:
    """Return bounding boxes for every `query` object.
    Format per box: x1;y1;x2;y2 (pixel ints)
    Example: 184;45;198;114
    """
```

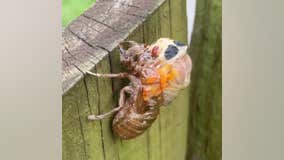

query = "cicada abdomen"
112;104;159;139
112;78;160;139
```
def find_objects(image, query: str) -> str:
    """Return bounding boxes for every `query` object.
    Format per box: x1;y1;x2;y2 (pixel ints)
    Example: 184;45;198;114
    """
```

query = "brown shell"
113;38;191;139
112;102;159;139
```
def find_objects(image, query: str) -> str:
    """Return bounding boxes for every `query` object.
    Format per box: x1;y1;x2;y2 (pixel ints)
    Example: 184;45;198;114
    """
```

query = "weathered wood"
62;0;165;94
186;0;222;159
62;80;92;160
62;0;191;160
86;57;119;160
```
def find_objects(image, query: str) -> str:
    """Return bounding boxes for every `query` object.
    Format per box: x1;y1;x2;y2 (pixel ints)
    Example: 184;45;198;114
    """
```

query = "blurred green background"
62;0;96;27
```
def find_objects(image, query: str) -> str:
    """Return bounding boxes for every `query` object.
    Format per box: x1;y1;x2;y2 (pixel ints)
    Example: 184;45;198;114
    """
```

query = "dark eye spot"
174;40;186;46
164;45;178;60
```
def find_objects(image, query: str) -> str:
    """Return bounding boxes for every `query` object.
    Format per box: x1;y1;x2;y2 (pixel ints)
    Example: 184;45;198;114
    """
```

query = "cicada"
87;38;192;139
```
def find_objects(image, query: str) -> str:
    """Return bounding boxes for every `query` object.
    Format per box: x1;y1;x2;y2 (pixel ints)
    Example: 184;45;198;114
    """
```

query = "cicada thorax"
161;54;192;105
138;57;191;106
119;41;147;72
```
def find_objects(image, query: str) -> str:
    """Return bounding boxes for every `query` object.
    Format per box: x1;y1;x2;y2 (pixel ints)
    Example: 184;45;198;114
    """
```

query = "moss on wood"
186;0;222;159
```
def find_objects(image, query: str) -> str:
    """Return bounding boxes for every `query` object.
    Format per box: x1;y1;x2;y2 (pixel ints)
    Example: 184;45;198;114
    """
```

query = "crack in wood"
95;45;111;53
82;77;93;113
67;28;99;55
67;46;100;67
120;11;147;19
75;100;88;160
82;14;124;34
107;54;115;96
94;66;107;160
64;46;95;73
73;65;86;77
65;30;109;65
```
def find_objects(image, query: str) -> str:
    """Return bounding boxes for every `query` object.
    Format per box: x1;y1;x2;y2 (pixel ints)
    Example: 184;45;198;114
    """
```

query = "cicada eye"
164;45;178;60
151;46;159;57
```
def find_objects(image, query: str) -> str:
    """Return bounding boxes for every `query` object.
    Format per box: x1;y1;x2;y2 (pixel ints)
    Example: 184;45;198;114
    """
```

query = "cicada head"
118;41;145;70
149;38;192;100
148;38;188;64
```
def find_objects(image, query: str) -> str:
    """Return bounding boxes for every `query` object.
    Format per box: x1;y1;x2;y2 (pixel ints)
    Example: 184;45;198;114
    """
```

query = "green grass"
62;0;96;27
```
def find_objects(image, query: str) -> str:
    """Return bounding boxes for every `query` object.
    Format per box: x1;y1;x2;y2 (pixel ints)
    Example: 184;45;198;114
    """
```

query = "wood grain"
186;0;222;159
62;0;193;160
63;0;165;94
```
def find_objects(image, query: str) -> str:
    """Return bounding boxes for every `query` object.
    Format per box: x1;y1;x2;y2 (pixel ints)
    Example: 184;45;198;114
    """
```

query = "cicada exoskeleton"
87;38;192;139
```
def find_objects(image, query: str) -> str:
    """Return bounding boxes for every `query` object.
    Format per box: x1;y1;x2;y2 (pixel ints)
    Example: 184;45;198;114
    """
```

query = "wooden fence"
62;0;221;160
62;0;189;160
186;0;222;159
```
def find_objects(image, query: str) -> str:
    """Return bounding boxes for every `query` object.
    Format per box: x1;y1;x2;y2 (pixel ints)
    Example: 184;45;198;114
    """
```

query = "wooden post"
186;0;222;159
62;0;190;160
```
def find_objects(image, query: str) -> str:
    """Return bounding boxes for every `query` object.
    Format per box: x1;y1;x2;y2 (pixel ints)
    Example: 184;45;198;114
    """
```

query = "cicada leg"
88;86;132;120
85;71;128;78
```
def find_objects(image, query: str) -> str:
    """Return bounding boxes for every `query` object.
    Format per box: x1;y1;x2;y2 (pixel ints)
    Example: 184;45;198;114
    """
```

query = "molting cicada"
87;38;192;139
